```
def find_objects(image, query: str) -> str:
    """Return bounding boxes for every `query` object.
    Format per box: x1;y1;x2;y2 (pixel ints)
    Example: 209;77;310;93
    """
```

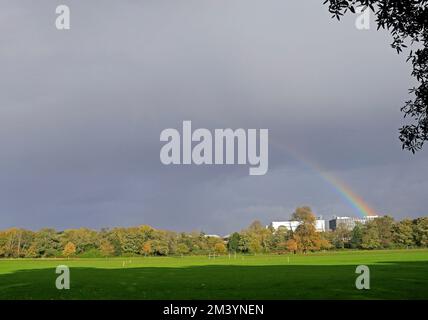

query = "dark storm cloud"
0;0;427;234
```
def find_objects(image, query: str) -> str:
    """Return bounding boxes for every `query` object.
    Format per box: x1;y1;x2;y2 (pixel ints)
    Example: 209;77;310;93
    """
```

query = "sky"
0;0;427;234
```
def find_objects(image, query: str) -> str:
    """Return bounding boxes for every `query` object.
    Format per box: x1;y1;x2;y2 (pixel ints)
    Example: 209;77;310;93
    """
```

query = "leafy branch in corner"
324;0;428;153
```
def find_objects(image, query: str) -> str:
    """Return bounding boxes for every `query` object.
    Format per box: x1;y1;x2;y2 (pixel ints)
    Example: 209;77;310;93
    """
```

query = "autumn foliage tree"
292;207;322;253
99;239;115;257
214;242;227;255
285;239;298;254
176;243;190;256
63;242;76;258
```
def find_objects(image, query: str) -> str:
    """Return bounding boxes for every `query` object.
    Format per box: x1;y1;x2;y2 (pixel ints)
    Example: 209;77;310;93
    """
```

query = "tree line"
0;225;228;258
0;207;427;258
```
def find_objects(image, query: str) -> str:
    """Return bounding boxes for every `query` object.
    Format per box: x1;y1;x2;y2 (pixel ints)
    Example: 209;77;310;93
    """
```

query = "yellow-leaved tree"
214;242;227;255
63;242;76;258
99;239;115;257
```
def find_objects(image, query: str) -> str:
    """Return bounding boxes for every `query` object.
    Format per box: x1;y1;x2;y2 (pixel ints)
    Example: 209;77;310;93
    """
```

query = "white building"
270;219;326;232
204;234;222;238
329;215;379;231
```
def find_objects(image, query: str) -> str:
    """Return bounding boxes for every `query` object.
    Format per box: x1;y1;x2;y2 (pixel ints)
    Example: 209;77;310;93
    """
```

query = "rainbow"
272;141;377;218
312;167;377;218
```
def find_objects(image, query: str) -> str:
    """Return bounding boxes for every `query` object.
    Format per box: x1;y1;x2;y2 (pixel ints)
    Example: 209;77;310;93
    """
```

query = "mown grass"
0;249;427;299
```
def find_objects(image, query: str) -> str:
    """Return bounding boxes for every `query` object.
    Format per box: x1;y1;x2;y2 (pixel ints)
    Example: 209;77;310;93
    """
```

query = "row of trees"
327;216;428;250
227;207;331;254
0;226;226;258
227;208;428;254
1;207;427;258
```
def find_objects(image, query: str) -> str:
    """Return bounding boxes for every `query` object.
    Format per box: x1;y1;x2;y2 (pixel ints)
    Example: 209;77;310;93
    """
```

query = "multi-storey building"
328;215;379;231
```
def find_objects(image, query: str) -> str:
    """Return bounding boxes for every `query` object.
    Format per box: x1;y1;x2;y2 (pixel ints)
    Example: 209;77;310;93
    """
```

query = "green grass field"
0;249;427;299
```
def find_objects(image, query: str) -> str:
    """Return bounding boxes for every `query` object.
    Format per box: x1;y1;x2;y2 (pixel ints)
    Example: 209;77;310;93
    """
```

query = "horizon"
1;211;422;236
